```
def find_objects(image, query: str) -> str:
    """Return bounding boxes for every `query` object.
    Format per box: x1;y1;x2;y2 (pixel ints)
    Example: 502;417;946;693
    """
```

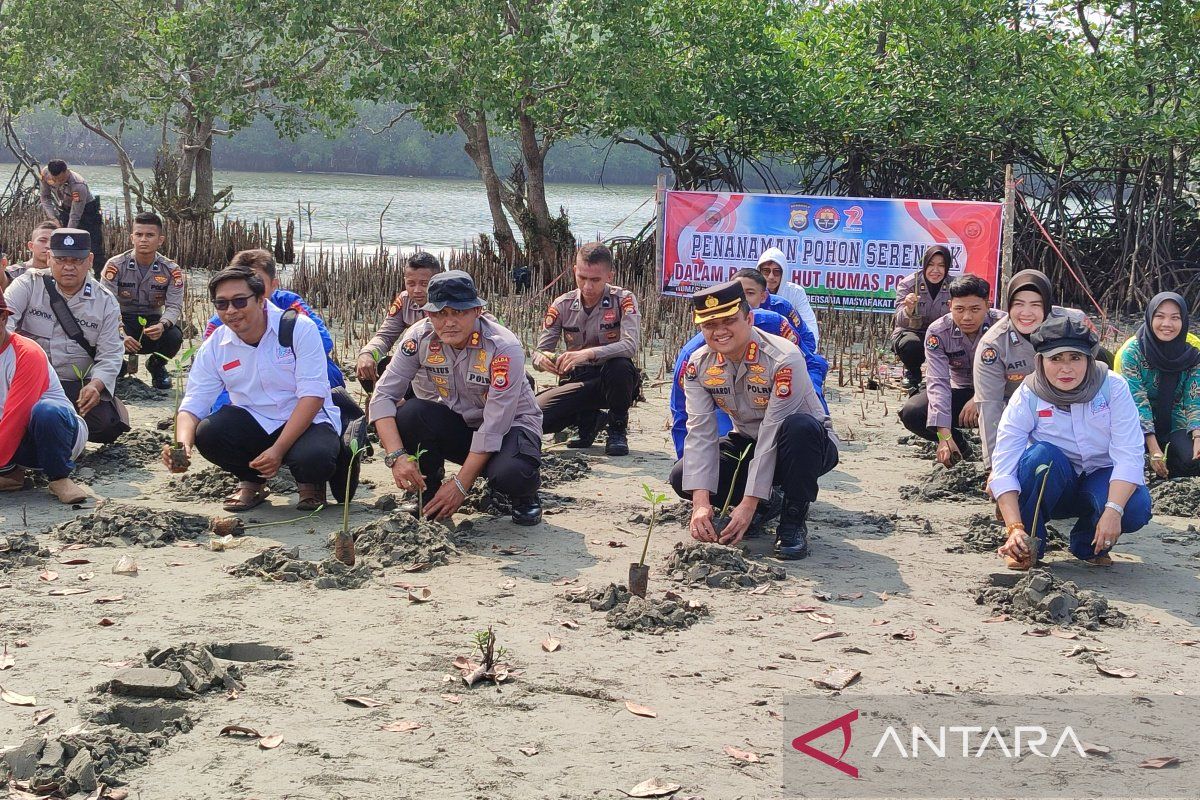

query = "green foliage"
638;482;668;567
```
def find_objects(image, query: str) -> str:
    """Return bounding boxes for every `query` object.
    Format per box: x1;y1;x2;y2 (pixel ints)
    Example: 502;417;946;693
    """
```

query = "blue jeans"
1016;442;1152;561
9;399;80;480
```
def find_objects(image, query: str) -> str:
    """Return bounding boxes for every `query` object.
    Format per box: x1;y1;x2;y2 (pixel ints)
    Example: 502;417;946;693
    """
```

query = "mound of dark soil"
567;583;709;633
1149;477;1200;518
975;568;1128;630
899;461;989;502
53;501;213;547
0;532;49;570
228;545;370;589
77;428;172;481
351;513;458;569
663;542;785;588
165;466;296;502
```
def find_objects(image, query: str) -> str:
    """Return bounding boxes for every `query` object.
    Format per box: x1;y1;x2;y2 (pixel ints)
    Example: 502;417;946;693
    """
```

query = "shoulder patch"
400;338;418;357
171;268;184;288
926;334;940;350
388;293;404;317
774;367;793;398
490;355;511;391
102;264;118;281
544;305;559;329
684;360;697;381
980;346;998;365
620;294;637;315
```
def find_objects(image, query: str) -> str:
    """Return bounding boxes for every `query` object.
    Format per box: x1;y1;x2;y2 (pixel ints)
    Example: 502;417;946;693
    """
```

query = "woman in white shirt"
990;315;1151;570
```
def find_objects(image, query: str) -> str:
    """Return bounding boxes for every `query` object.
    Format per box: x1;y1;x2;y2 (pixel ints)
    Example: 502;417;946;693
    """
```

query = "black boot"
510;493;543;526
149;358;172;390
568;411;607;448
604;412;629;456
776;500;811;560
748;486;784;536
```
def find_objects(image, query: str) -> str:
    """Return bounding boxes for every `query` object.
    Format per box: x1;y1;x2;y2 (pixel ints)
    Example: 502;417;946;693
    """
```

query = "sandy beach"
2;373;1199;800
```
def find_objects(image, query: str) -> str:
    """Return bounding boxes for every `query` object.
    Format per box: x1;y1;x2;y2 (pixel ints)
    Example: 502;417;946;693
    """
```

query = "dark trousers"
6;398;81;480
393;398;541;496
58;199;106;277
899;385;974;452
668;413;838;507
893;331;925;377
1016;442;1151;560
1163;429;1200;477
537;357;639;435
195;404;341;485
122;313;183;367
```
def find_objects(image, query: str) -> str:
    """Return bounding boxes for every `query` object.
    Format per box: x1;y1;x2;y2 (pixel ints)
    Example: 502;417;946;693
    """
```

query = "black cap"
422;269;485;312
692;280;746;324
1031;313;1098;357
49;228;91;259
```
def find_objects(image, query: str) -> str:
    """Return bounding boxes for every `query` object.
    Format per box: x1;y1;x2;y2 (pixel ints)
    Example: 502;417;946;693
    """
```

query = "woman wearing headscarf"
1118;293;1200;478
990;315;1151;570
891;245;952;391
973;269;1096;469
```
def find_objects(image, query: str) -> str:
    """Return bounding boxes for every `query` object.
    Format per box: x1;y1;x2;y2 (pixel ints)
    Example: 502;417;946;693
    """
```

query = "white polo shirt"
988;372;1145;497
180;302;340;434
777;281;820;348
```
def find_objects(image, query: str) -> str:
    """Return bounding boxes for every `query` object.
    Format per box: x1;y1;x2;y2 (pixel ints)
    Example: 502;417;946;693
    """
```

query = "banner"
659;190;1003;313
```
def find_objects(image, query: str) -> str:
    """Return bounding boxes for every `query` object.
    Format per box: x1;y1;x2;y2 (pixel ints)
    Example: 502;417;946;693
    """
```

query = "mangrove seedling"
333;439;363;566
460;626;511;687
630;483;667;598
166;346;197;473
408;446;429;518
134;315;148;348
1025;462;1054;567
715;442;755;528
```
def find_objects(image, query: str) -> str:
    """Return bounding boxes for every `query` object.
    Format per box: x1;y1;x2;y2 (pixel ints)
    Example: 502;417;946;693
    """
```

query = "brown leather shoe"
0;468;27;492
48;478;89;505
296;483;327;511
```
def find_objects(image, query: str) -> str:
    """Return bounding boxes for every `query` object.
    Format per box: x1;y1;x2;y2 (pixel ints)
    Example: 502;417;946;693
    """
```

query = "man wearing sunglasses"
100;211;185;390
369;270;544;527
164;266;342;513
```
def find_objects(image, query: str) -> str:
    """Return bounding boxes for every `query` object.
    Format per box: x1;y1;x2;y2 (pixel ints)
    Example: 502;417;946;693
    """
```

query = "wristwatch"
383;448;407;468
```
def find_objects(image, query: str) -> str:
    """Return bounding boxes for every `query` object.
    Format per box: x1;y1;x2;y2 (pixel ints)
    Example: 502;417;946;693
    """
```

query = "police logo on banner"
788;203;810;232
814;206;840;232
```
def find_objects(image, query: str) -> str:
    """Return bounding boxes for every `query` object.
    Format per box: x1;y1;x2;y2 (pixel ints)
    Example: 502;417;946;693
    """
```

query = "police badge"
788;202;810;232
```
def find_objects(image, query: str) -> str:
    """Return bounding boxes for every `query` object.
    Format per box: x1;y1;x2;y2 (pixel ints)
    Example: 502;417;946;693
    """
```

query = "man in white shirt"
756;246;820;348
164;266;341;513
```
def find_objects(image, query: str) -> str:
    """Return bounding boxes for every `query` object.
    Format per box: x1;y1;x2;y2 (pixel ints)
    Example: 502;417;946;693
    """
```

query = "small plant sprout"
638;483;667;569
332;439;363;566
135;315;148;348
71;362;93;383
241;505;325;531
408;446;429;518
717;442;754;518
1027;462;1054;566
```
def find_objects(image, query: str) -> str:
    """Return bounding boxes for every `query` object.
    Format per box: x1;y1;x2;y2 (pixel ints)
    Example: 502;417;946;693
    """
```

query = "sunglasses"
213;294;256;311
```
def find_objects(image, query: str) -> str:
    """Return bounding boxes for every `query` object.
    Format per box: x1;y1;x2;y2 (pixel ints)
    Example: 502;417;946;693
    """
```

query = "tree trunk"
192;118;216;216
456;108;520;264
516;111;561;269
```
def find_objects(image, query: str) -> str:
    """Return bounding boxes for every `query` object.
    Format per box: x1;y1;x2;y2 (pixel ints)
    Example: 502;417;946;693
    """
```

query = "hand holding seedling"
355;350;380;381
124;315;149;353
142;322;165;341
390;459;425;494
532;350;562;376
718;498;758;545
689;501;718;542
160;441;193;471
76;380;104;415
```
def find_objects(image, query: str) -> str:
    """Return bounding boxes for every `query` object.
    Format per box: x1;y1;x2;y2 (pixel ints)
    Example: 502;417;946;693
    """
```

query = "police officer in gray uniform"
892;244;954;391
356;251;443;392
899;274;1002;467
532;243;640;455
670;280;838;559
39;160;105;275
369;270;544;526
100;212;185;389
973;269;1096;469
3;229;126;442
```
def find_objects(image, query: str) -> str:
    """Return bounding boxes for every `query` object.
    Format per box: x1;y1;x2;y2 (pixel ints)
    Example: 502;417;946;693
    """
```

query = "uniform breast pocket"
151;290;168;305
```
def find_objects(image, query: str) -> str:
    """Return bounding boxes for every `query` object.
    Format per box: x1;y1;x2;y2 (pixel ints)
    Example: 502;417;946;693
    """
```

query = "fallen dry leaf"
167;561;186;567
219;725;262;738
788;604;819;614
97;618;116;627
842;646;872;655
1050;630;1079;640
983;614;1010;623
1174;640;1200;647
408;587;433;603
1096;664;1138;679
519;746;539;757
541;635;561;653
94;594;124;604
589;539;602;545
498;579;516;590
380;720;422;733
558;619;579;630
607;540;628;548
869;618;889;626
1138;756;1179;769
625;701;657;718
38;569;59;582
343;696;387;708
837;592;864;600
812;667;860;691
33;708;54;725
723;745;761;763
59;557;91;565
112;556;138;575
807;612;835;625
78;571;95;582
1;686;36;706
891;629;916;641
811;631;846;642
62;543;87;551
877;591;890;601
626;778;682;798
441;694;461;704
748;584;770;595
1081;742;1110;755
227;690;239;701
258;734;283;750
927;623;947;633
1024;628;1051;637
48;587;90;596
551;577;577;586
176;542;199;549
